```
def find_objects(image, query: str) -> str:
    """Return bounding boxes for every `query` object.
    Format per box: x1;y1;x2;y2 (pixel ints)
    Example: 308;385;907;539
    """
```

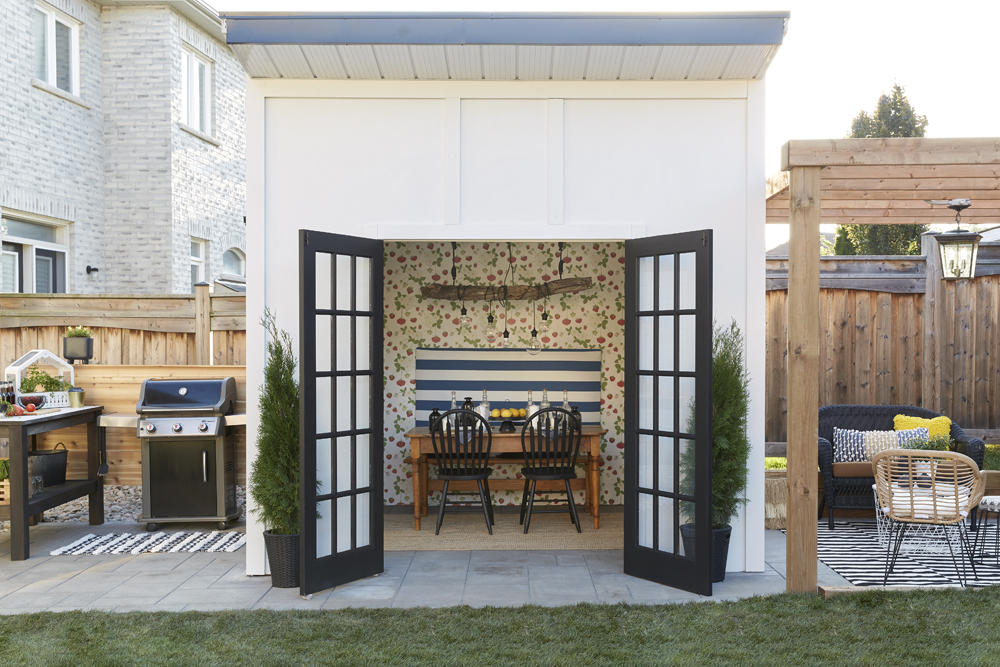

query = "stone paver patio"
0;512;848;613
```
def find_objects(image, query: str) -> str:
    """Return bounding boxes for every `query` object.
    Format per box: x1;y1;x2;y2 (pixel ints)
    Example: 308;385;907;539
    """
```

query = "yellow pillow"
894;414;951;440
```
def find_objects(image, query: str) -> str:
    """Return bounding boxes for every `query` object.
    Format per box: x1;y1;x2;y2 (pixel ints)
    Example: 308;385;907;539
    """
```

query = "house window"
222;248;245;277
181;48;212;134
1;216;68;294
191;238;207;292
34;3;80;96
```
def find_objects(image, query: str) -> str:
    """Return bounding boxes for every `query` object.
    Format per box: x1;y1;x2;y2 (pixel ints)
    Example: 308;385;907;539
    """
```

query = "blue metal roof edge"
222;13;789;46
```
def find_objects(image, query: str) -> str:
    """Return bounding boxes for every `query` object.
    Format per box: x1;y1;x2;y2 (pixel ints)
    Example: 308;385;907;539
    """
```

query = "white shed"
224;11;788;596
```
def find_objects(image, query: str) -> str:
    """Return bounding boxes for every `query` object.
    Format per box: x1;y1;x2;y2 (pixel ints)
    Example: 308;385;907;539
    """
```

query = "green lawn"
4;592;1000;665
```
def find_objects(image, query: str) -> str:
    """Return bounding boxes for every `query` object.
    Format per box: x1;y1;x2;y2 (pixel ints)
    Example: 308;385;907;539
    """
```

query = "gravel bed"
0;485;245;533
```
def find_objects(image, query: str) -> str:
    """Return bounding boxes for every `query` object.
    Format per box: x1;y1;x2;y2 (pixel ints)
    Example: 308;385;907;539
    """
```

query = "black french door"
624;230;713;596
299;230;384;595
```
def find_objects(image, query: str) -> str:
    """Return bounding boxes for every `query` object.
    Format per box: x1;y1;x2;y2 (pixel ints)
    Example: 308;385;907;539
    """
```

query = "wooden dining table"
404;425;606;531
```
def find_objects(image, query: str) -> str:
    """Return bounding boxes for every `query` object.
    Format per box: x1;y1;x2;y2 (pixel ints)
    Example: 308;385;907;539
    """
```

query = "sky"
211;0;1000;249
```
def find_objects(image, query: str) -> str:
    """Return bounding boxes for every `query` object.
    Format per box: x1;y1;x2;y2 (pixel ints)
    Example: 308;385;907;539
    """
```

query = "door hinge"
305;231;310;246
702;232;707;246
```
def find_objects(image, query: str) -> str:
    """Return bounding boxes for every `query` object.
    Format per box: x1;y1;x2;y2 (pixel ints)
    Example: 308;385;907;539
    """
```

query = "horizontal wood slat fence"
37;365;247;486
0;285;246;366
766;242;1000;441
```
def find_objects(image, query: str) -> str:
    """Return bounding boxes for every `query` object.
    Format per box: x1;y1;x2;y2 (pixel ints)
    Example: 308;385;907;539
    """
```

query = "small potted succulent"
63;326;94;364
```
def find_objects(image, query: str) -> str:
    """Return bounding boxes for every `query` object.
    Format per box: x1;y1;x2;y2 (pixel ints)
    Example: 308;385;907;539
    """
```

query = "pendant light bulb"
458;305;472;329
539;311;551;333
484;314;498;343
527;328;542;355
501;329;512;348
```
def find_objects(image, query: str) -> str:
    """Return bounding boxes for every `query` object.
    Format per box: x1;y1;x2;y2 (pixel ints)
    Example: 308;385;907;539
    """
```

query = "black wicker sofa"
818;404;985;529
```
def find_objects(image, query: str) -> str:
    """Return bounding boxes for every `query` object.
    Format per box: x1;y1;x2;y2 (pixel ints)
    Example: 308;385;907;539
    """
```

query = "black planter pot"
680;524;733;583
63;337;93;363
263;531;300;588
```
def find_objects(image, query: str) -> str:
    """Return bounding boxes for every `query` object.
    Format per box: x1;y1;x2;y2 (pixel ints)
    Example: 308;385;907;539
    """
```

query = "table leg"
421;458;429;517
88;417;104;525
590;448;600;530
9;426;29;560
412;453;421;531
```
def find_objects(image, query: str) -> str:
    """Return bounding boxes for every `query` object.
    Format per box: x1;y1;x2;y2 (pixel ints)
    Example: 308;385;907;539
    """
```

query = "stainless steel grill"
136;377;240;531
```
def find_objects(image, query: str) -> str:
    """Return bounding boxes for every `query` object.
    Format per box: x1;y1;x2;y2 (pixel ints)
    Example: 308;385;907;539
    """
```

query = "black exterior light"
926;199;981;280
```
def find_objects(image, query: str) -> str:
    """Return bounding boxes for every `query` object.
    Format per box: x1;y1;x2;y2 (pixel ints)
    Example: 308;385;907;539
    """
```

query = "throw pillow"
895;427;930;448
833;427;867;463
894;414;951;440
864;430;898;460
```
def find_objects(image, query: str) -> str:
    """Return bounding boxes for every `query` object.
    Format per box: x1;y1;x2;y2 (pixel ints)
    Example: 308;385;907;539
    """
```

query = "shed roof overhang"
220;11;789;81
766;138;1000;227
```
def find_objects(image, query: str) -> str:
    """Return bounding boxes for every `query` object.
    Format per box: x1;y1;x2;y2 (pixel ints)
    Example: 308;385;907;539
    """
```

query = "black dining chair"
429;409;495;535
519;407;583;534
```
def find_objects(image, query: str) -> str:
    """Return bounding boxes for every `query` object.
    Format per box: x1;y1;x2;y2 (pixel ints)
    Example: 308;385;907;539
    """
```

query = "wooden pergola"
771;137;1000;592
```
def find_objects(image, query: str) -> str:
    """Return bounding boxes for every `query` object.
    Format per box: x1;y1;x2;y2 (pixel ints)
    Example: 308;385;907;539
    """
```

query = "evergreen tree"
840;84;929;255
833;227;857;255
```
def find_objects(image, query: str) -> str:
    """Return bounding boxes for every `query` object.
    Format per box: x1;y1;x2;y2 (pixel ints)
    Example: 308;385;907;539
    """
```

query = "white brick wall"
0;0;246;295
0;0;105;293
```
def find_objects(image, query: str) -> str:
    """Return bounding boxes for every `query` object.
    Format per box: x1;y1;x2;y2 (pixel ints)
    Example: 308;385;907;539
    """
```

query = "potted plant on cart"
250;310;304;588
680;319;751;583
63;326;94;364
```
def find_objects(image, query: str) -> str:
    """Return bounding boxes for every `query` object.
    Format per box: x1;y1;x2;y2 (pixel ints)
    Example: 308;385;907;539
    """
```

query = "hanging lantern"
926;199;980;280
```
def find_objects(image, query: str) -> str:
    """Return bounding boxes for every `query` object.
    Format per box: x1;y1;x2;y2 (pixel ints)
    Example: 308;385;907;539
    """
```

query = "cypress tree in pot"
680;319;751;583
250;311;303;588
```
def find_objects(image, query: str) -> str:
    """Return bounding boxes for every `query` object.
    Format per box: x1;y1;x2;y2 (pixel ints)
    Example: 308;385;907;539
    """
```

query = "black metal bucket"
29;442;68;487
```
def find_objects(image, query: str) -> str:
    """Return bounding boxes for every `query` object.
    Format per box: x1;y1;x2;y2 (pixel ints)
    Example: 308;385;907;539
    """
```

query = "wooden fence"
39;365;247;486
0;285;246;366
765;238;1000;441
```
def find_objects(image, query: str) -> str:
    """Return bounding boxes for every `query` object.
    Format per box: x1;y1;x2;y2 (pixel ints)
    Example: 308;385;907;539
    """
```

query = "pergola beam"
782;138;1000;169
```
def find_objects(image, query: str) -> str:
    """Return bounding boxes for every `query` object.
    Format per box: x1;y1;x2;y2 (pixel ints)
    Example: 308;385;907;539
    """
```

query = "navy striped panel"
415;348;603;427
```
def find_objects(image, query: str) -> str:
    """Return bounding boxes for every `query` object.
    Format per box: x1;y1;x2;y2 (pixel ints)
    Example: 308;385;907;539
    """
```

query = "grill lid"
137;377;237;415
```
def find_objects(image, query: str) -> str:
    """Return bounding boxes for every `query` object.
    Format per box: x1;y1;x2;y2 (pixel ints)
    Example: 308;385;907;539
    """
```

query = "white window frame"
34;2;80;96
221;248;245;278
1;250;20;294
1;213;69;294
181;47;212;135
191;237;207;291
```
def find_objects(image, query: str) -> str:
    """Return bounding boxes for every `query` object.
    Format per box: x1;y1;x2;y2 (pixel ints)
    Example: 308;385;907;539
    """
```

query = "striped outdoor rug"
50;531;246;556
812;520;1000;587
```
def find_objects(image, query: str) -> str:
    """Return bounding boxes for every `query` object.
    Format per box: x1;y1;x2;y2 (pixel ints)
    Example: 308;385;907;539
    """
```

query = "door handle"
202;451;208;483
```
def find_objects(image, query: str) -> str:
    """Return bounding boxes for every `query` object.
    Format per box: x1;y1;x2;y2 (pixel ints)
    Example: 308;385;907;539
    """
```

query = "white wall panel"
264;98;446;232
459;99;548;225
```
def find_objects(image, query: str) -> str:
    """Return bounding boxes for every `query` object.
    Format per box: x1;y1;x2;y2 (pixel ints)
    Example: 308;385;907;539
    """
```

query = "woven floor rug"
812;520;1000;587
385;509;623;551
51;531;246;556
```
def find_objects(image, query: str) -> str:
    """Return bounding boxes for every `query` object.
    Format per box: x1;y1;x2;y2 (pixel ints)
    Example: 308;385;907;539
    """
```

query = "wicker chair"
873;449;983;586
818;405;985;530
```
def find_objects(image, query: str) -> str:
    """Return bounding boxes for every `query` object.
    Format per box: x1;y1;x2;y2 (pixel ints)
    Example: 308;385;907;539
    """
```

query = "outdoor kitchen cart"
0;407;104;561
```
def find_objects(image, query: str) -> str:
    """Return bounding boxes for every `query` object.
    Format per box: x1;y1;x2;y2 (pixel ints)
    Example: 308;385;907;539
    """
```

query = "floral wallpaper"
382;241;626;507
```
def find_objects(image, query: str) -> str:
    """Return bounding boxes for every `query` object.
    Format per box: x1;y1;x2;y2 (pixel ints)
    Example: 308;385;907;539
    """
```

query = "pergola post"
785;165;821;593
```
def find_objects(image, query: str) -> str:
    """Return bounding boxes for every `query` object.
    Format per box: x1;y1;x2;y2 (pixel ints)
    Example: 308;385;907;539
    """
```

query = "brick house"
0;0;245;295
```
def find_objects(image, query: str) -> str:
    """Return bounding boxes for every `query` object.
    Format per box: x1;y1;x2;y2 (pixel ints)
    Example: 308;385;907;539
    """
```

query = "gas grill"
136;377;240;531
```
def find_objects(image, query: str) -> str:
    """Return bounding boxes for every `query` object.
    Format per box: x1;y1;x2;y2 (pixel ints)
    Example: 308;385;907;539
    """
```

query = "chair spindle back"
521;407;582;470
430;409;492;472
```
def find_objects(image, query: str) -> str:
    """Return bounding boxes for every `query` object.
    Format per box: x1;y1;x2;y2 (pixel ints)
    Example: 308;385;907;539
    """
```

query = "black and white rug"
51;531;246;556
813;520;1000;587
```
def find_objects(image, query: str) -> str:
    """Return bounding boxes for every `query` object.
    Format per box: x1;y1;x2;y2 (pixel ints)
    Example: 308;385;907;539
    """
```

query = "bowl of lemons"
494;404;527;433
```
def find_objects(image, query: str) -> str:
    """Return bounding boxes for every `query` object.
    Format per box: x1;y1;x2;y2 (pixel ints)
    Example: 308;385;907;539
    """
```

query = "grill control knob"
144;423;156;434
172;423;182;433
198;422;209;432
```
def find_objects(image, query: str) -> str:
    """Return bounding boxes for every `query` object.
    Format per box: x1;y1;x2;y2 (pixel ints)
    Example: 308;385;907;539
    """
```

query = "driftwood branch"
420;277;593;301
